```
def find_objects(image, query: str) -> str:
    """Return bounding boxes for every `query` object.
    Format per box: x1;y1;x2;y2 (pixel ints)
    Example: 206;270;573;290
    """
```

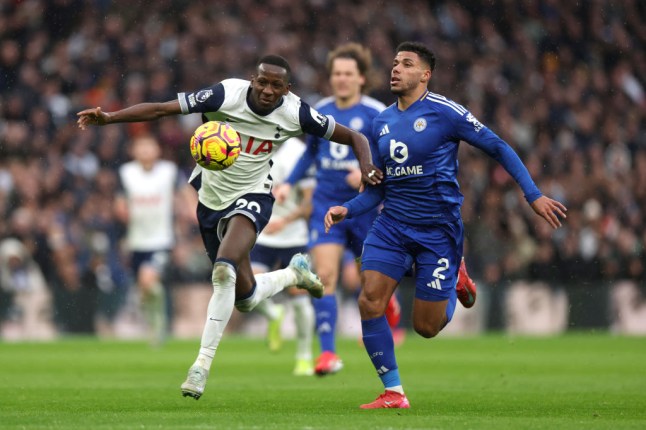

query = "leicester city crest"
414;118;427;132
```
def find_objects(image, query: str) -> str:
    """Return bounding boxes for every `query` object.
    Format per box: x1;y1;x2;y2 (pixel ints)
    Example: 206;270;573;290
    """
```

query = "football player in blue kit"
274;43;407;376
78;55;381;401
325;42;567;409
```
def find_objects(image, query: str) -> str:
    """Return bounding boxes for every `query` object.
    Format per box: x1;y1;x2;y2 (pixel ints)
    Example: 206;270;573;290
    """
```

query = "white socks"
235;267;298;312
292;294;314;361
194;261;236;371
193;262;302;371
193;262;306;372
386;386;405;394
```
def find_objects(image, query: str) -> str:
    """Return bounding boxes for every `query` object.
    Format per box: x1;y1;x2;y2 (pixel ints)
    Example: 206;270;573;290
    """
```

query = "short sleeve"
298;100;335;140
178;83;225;114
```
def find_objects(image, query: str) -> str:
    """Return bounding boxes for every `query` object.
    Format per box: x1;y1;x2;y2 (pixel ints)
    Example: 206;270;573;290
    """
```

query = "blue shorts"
361;213;463;303
309;200;377;257
250;243;308;271
197;193;274;264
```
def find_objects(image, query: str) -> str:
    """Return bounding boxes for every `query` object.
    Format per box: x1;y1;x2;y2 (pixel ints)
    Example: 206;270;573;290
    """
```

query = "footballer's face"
390;51;431;96
330;57;365;103
249;64;291;114
132;136;160;170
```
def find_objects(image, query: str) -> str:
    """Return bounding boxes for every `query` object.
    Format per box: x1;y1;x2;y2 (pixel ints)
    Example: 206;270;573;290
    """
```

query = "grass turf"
0;334;644;429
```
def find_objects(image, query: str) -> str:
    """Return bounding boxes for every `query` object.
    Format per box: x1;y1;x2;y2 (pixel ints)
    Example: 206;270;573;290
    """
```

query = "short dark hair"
396;42;436;71
257;54;292;81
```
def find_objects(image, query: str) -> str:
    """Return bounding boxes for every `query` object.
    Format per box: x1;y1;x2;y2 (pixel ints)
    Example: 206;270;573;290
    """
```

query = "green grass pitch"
1;334;644;429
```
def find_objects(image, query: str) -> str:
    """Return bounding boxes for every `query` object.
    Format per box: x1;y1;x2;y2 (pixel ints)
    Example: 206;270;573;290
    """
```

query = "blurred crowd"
1;0;645;336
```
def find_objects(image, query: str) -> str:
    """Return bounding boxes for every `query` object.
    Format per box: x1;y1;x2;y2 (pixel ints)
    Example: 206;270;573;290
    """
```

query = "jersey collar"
246;88;285;116
397;90;429;112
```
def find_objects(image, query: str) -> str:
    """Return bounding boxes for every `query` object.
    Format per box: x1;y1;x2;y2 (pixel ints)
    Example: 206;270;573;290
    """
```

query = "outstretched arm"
329;123;383;187
456;113;567;228
530;196;567;229
77;100;182;130
472;133;567;228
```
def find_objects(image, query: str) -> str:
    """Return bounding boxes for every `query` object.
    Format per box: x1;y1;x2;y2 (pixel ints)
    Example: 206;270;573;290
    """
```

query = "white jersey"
178;79;335;210
118;160;178;251
256;138;312;248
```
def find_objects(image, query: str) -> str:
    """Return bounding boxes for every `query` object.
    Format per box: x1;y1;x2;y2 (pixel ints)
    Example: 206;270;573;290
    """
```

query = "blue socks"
362;316;401;389
314;295;337;352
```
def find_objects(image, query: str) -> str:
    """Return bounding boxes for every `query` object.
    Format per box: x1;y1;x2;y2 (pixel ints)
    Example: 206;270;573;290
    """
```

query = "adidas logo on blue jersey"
379;124;390;136
426;280;442;290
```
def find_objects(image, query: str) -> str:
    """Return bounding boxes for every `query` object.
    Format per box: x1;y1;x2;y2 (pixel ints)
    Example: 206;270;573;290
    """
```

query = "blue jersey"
285;95;385;203
344;91;542;225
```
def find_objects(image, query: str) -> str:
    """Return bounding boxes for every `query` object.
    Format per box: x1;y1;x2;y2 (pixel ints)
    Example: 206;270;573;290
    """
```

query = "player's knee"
234;300;253;313
212;262;235;287
413;321;441;339
137;266;159;288
137;278;155;293
358;293;386;318
316;267;337;290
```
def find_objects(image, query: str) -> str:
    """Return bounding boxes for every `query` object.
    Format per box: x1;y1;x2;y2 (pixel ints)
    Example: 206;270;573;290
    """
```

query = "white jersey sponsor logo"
389;139;408;163
386;165;423;177
329;141;350;160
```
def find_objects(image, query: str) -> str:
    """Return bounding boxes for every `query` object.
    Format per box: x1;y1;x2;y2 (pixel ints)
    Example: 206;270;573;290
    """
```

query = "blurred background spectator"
0;237;56;339
1;0;645;338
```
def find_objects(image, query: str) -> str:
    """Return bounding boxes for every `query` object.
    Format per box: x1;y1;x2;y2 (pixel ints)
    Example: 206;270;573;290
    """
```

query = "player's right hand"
77;107;109;130
273;183;291;203
361;163;383;187
324;206;348;233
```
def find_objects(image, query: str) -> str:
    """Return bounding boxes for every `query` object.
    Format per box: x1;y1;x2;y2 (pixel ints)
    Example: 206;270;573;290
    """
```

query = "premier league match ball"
190;121;241;171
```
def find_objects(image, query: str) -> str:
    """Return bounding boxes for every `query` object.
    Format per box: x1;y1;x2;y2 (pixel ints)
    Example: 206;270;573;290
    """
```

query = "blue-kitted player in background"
325;41;567;409
275;43;407;376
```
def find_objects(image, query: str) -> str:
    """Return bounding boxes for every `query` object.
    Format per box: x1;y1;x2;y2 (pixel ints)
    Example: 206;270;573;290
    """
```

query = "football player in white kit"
115;135;183;346
77;55;382;400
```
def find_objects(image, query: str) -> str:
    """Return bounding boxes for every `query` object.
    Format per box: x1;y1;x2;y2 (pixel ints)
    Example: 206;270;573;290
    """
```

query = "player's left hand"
361;164;383;186
324;206;348;233
530;196;567;229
